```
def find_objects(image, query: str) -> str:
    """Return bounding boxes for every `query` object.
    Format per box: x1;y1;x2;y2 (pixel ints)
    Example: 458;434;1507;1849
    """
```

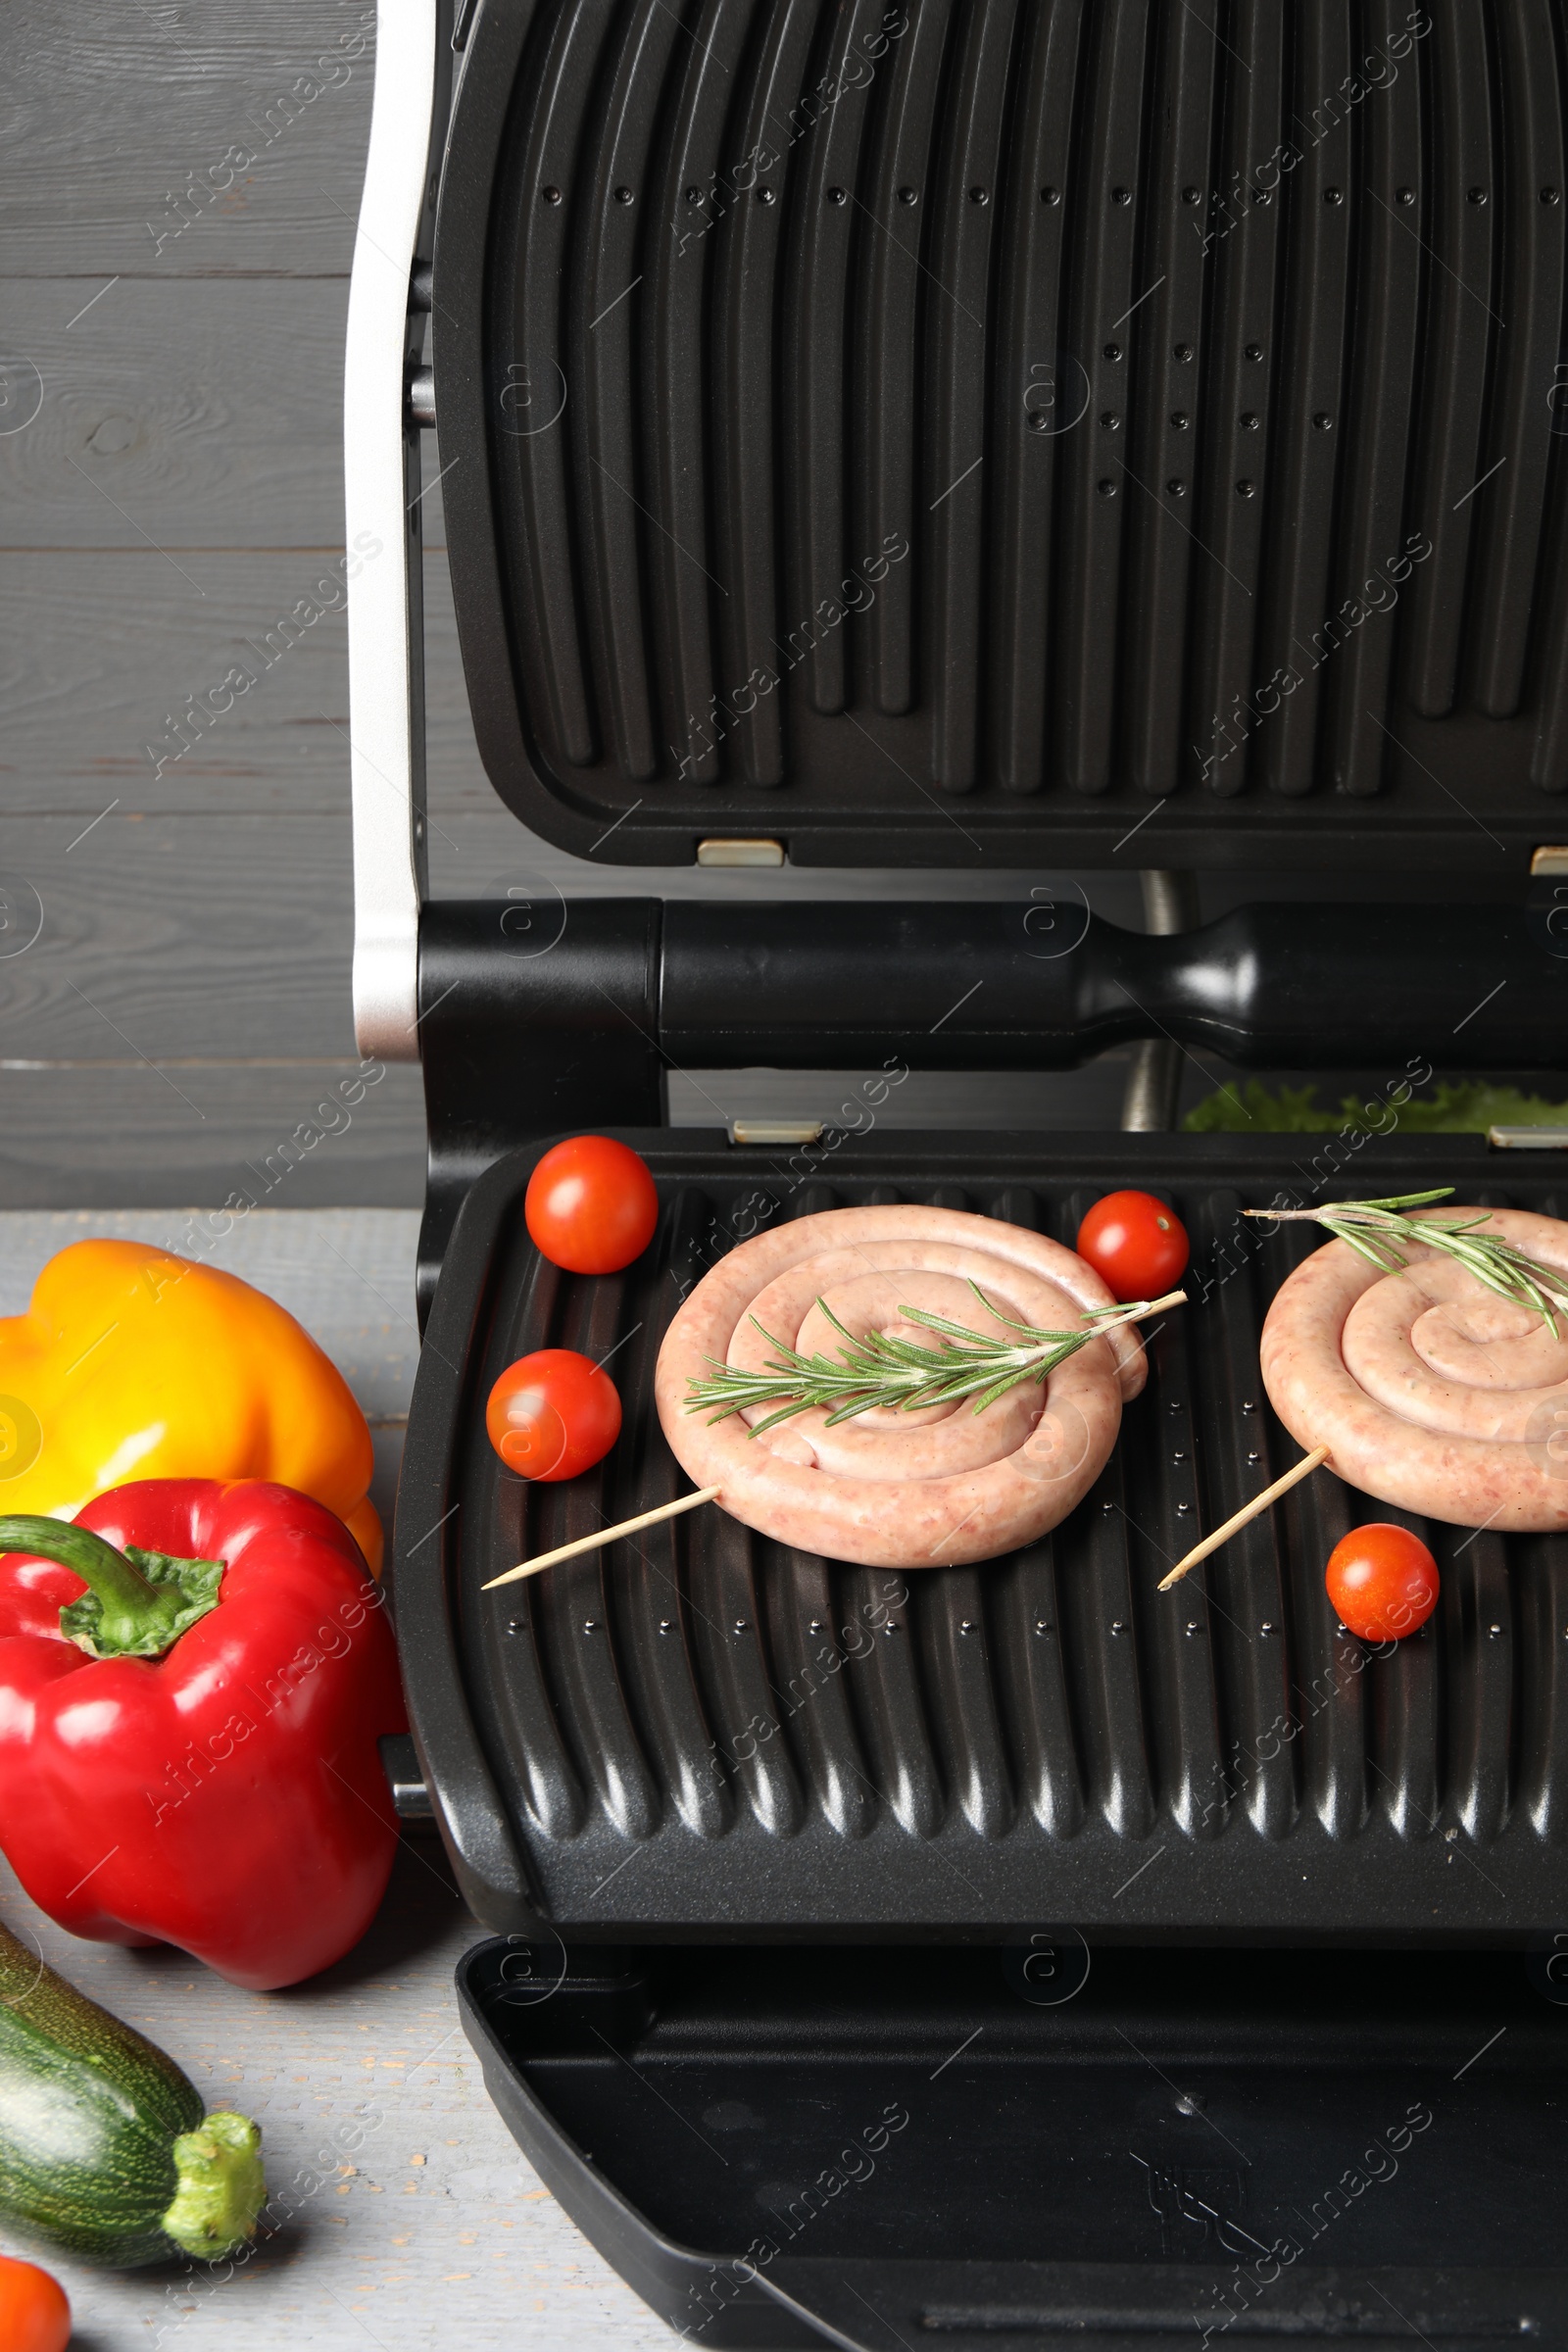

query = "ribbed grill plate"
435;0;1568;865
396;1133;1568;1936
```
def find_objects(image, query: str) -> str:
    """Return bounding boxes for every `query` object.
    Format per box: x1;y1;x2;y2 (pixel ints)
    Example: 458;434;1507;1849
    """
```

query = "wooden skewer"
481;1292;1188;1594
1158;1445;1331;1591
481;1487;723;1591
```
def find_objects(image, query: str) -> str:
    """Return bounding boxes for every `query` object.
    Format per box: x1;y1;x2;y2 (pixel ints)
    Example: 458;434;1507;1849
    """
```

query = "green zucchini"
0;1922;265;2267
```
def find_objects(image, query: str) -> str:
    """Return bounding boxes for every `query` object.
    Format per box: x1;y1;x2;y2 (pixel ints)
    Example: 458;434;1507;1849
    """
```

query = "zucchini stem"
162;2111;267;2261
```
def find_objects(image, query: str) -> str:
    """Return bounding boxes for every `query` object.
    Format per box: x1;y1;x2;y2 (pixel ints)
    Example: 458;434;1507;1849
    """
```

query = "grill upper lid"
433;0;1568;870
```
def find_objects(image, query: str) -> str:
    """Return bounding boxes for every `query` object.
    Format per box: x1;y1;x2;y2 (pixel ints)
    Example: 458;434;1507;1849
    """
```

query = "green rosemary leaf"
1243;1188;1568;1329
752;1395;849;1436
683;1285;1186;1430
1335;1228;1408;1274
1339;1189;1456;1213
961;1281;1039;1336
897;1305;1000;1344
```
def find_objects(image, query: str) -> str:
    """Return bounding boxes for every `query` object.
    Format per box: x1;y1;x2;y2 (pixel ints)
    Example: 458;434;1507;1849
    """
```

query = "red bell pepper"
0;1480;407;1990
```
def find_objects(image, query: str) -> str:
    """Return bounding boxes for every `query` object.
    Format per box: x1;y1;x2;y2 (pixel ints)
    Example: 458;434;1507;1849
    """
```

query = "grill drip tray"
396;1133;1568;1938
457;1939;1568;2350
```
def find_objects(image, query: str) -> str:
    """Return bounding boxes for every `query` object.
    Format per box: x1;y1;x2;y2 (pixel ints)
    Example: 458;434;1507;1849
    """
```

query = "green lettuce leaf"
1182;1079;1568;1136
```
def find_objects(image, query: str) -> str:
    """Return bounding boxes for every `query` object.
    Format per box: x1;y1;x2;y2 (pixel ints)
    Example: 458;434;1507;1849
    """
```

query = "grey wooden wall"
4;0;421;1203
2;0;1153;1213
10;2;1497;1216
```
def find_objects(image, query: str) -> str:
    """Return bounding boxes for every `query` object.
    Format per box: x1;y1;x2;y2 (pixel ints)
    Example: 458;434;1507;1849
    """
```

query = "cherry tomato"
486;1348;622;1482
0;2256;71;2352
1325;1523;1441;1642
1076;1189;1190;1302
524;1135;659;1276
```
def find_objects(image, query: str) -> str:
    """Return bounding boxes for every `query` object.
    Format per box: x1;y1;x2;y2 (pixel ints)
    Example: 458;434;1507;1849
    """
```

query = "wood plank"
0;549;479;813
8;0;374;277
0;1062;425;1209
0;283;447;549
0;813;356;1058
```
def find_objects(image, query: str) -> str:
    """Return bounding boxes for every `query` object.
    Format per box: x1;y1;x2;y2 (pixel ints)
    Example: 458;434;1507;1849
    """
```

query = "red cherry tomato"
486;1349;622;1482
1075;1190;1190;1302
0;2256;70;2352
524;1135;660;1275
1325;1523;1441;1643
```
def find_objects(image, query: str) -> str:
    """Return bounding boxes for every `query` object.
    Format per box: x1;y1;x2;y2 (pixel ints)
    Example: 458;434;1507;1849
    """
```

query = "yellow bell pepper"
0;1241;381;1573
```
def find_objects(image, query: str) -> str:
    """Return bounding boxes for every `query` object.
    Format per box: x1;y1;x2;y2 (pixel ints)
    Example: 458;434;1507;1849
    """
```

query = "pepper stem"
162;2110;268;2261
0;1515;225;1661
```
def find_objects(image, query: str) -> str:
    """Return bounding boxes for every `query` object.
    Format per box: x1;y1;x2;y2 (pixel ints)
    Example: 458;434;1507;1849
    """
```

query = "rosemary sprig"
684;1282;1186;1436
1244;1187;1568;1329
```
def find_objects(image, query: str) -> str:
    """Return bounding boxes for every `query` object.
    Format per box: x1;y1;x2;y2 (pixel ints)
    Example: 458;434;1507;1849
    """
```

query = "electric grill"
347;1;1568;2340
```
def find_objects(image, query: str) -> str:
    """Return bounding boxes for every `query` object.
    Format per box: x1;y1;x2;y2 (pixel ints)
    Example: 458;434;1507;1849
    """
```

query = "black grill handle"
413;892;1565;1319
659;898;1555;1070
422;894;1562;1081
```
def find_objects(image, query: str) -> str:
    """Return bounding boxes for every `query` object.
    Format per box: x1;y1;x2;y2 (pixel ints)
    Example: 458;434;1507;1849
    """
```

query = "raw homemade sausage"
656;1205;1145;1568
1260;1207;1568;1531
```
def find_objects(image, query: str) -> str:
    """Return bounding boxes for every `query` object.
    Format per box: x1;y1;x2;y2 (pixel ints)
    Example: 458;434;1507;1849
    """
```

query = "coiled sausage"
656;1205;1145;1568
1260;1207;1568;1531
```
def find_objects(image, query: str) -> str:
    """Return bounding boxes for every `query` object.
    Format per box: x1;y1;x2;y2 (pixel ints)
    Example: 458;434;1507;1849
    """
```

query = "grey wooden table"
0;1209;677;2352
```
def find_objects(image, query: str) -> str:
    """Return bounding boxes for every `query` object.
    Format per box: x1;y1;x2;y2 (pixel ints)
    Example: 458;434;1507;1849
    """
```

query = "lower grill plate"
395;1132;1568;1938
